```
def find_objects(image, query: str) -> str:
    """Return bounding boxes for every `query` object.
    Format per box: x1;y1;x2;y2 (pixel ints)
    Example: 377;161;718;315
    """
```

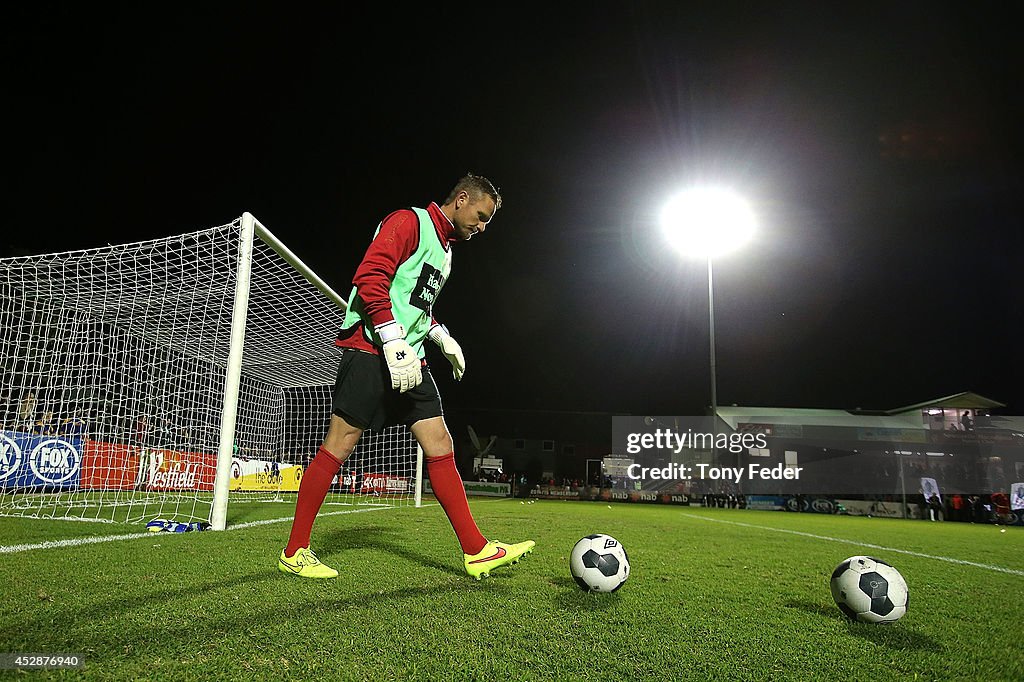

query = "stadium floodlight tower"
659;187;755;426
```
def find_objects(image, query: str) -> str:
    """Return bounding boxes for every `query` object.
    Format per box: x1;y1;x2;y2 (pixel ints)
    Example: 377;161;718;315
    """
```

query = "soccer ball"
830;555;909;624
569;534;630;592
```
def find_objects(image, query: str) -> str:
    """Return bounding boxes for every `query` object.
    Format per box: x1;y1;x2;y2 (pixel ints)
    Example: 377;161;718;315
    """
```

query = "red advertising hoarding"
80;440;216;491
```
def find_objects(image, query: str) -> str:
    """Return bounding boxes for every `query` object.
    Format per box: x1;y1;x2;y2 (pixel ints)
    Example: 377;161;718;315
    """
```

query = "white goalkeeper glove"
429;324;465;381
376;321;422;393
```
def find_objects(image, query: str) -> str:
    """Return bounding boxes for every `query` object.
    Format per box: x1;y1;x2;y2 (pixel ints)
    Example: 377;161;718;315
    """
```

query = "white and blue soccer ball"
830;555;909;624
570;533;630;593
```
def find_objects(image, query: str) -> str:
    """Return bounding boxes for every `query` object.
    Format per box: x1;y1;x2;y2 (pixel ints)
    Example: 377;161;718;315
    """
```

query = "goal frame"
0;212;424;529
210;213;424;529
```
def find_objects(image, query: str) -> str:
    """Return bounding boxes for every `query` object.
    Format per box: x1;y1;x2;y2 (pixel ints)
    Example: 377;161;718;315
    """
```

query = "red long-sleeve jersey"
335;202;455;355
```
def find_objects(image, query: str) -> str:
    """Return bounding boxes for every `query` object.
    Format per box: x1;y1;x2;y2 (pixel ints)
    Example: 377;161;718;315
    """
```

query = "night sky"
5;2;1022;416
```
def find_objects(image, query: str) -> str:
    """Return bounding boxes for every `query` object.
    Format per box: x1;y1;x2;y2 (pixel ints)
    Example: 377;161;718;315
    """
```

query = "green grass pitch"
1;499;1022;681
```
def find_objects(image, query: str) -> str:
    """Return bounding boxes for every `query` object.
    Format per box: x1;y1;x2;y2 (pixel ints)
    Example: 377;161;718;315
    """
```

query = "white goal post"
0;213;423;530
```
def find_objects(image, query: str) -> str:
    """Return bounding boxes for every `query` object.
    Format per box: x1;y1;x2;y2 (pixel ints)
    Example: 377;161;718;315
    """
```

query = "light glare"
660;187;756;258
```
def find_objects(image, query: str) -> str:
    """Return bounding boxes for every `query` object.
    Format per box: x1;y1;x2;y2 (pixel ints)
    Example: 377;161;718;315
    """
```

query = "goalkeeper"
279;173;535;580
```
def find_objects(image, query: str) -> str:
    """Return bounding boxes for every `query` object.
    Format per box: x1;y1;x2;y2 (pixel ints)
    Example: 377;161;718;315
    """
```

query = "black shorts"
331;348;443;431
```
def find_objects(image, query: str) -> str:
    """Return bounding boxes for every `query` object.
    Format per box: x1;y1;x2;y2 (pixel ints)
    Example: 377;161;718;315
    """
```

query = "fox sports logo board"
830;555;909;624
569;534;630;592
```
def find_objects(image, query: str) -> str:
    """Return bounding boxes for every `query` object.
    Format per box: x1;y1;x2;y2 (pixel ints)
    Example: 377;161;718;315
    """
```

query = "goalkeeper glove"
376;321;422;393
429;324;465;381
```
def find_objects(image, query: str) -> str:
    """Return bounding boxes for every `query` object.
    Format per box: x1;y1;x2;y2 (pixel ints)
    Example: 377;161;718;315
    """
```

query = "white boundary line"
0;506;407;555
680;512;1024;577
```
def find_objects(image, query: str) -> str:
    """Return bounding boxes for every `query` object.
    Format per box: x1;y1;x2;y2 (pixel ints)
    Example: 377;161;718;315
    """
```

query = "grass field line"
0;505;415;555
680;512;1024;577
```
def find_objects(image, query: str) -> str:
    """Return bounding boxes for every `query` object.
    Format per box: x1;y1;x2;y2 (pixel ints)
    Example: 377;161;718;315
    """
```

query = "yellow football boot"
464;540;536;580
278;547;339;579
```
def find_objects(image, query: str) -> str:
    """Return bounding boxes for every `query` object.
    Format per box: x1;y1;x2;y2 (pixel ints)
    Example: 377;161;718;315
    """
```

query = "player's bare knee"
410;417;453;457
324;413;363;460
324;434;360;460
417;431;454;459
324;440;356;463
422;434;454;460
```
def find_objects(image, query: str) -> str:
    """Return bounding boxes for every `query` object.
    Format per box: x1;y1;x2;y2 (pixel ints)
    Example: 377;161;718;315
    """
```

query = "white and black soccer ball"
830;555;909;624
570;534;630;593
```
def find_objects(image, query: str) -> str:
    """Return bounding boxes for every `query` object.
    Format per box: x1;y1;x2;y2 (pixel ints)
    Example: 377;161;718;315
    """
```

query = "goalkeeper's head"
443;173;502;241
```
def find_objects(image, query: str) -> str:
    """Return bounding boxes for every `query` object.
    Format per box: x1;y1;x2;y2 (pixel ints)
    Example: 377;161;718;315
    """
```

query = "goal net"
0;213;422;529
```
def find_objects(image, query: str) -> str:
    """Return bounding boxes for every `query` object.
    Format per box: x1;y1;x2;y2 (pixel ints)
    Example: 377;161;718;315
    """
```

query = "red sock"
426;452;487;555
285;446;342;556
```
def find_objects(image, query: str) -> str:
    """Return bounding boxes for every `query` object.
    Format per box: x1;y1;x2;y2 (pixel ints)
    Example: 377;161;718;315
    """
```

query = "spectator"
951;494;964;522
968;495;984;523
33;410;57;436
134;415;150;449
61;408;89;438
16;391;37;431
990;491;1010;522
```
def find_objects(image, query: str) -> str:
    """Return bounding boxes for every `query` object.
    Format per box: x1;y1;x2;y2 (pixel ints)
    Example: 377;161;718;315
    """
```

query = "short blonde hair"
445;173;502;210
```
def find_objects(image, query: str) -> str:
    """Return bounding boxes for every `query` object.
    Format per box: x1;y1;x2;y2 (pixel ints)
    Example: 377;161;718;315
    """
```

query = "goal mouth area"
0;214;423;531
